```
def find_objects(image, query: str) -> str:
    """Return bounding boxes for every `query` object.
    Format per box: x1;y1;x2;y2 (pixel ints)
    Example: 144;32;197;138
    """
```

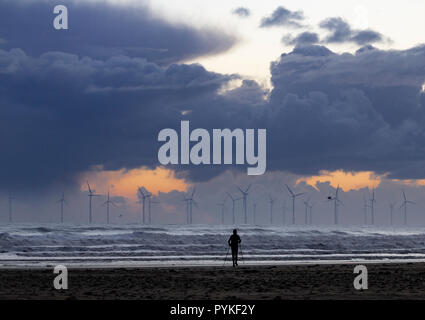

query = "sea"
1;224;425;268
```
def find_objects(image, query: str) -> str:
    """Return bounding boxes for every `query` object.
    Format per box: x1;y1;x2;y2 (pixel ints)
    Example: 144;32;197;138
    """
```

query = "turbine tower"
236;184;251;224
103;188;117;224
148;197;160;224
227;193;241;225
252;200;259;225
303;197;311;225
217;198;226;224
327;185;342;225
389;202;396;226
363;195;369;225
400;190;415;225
87;182;100;224
138;187;151;224
369;189;376;225
183;188;196;224
285;184;304;225
268;194;275;224
58;192;67;223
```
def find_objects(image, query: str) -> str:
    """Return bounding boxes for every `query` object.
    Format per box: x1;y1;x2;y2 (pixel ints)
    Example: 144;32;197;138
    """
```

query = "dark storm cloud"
260;6;304;28
3;43;425;190
0;48;236;190
282;32;320;46
319;17;384;45
2;0;425;191
0;0;237;65
267;44;425;178
232;7;250;18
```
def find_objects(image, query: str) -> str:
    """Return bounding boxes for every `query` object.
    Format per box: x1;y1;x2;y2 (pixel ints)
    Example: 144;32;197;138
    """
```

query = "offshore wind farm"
2;179;425;270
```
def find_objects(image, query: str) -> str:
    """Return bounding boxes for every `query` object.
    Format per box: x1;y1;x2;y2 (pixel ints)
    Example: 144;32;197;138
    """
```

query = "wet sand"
0;263;425;300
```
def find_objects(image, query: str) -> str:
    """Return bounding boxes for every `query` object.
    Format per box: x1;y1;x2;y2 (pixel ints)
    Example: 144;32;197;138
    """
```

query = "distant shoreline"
1;263;425;299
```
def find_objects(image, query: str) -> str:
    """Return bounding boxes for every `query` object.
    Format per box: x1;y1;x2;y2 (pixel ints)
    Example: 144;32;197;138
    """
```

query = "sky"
1;0;425;225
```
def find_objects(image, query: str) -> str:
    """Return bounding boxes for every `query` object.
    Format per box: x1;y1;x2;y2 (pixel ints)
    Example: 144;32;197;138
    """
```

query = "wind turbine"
252;200;259;225
8;192;14;223
103;188;118;224
87;182;100;224
148;198;160;224
236;184;251;224
227;193;241;225
363;194;369;225
268;194;275;224
217;198;227;224
138;187;151;224
327;185;342;225
58;192;68;223
285;184;304;224
369;189;376;225
183;188;196;224
303;197;311;225
400;190;415;225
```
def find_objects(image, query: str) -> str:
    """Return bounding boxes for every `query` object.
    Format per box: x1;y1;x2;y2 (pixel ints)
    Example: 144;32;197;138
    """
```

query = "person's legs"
231;246;238;266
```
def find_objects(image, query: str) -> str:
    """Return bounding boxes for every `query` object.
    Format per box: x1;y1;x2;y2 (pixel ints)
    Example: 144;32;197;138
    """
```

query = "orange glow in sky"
392;178;425;187
80;166;189;202
296;170;382;192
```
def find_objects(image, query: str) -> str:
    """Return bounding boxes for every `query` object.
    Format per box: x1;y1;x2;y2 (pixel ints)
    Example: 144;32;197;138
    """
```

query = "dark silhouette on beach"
228;229;241;267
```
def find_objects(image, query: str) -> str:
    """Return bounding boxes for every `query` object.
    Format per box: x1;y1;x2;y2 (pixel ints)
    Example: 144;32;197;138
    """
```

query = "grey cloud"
0;0;237;65
260;6;304;28
3;43;425;191
319;17;384;45
282;32;320;46
1;0;425;194
352;30;384;45
232;7;250;18
0;48;235;191
268;45;425;178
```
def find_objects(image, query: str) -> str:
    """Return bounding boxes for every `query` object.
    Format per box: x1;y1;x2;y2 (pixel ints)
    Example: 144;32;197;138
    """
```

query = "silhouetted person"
228;229;241;267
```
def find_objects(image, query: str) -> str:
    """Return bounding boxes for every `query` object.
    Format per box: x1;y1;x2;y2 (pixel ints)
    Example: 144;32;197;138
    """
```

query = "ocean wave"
2;224;425;267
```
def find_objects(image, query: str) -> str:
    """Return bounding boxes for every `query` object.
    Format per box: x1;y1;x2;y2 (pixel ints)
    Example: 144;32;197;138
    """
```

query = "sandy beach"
0;262;424;300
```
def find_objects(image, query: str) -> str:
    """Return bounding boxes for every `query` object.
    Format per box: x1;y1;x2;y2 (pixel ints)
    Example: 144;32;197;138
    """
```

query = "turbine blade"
138;186;145;196
236;185;244;194
285;184;294;196
111;201;120;208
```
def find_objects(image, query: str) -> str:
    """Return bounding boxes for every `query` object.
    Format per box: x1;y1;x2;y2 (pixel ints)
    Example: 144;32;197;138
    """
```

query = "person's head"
233;229;237;235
